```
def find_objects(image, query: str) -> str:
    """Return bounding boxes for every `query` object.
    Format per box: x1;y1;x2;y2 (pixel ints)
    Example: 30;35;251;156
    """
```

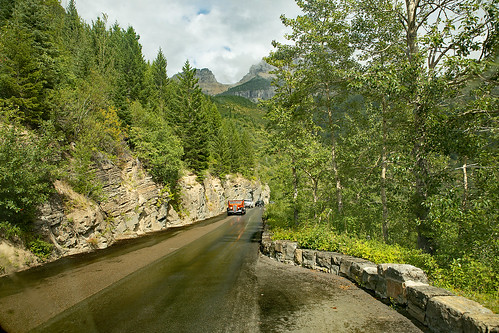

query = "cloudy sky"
71;0;302;83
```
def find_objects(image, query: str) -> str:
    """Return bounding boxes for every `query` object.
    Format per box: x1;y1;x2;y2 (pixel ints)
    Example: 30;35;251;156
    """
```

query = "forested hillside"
0;0;497;312
0;0;258;246
261;0;498;310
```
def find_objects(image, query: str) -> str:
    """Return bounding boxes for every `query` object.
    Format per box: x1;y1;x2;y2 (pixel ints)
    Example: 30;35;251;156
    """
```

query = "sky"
70;0;302;84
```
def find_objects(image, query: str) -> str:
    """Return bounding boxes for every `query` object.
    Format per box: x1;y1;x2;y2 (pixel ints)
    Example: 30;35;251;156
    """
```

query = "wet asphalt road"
0;208;422;332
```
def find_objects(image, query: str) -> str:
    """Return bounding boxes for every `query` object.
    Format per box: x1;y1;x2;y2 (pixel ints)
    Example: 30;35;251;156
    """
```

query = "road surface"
0;208;423;332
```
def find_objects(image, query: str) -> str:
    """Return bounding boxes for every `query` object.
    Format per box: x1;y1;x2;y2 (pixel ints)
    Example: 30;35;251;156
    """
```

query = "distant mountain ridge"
173;61;277;102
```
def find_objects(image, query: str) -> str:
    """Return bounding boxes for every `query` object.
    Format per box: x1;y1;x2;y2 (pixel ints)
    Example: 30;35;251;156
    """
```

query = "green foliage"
129;101;183;188
0;120;57;227
0;221;22;241
168;61;211;174
264;0;497;311
267;220;497;311
63;138;104;201
0;0;65;126
220;76;271;94
28;238;53;260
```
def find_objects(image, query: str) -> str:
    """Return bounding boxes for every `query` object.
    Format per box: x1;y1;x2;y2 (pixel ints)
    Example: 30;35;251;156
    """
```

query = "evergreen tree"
151;48;168;92
169;61;211;174
129;101;183;188
0;0;64;125
62;0;92;80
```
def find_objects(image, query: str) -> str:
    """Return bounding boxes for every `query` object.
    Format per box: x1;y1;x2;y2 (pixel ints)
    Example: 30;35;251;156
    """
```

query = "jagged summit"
238;60;276;85
194;68;229;95
174;61;277;102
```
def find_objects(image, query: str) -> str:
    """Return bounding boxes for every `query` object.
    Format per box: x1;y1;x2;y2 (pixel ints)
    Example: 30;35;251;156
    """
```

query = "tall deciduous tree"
350;0;407;241
396;0;497;252
268;0;357;218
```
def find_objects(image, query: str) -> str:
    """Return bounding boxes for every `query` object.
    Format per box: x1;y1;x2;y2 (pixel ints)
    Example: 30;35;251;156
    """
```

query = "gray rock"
426;296;493;333
316;251;334;272
349;259;376;284
361;266;379;291
382;264;429;284
407;284;455;310
338;256;361;278
463;313;499;333
283;242;298;264
302;249;316;269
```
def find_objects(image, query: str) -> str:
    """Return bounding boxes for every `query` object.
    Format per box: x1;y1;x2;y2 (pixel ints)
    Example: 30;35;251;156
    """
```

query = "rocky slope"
0;154;270;275
220;75;276;102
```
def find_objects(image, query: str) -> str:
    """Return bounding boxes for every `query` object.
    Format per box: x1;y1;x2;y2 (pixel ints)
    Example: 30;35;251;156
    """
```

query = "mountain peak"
195;68;219;84
238;60;276;85
173;61;277;102
193;68;228;95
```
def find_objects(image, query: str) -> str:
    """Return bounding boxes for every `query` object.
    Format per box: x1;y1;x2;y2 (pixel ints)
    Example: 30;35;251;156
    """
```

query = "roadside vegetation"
0;0;258;255
0;0;496;313
266;212;498;312
262;0;498;312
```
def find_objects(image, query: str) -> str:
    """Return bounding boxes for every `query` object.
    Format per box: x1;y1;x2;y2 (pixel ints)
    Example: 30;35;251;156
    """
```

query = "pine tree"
169;61;211;174
0;0;63;125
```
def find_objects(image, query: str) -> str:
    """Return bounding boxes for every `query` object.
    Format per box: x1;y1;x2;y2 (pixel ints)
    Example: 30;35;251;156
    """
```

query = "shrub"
0;122;57;228
267;221;497;312
0;221;22;240
28;238;53;260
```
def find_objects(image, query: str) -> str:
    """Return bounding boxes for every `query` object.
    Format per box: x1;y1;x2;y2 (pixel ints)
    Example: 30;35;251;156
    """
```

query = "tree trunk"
312;178;318;220
381;97;389;243
291;157;299;225
405;0;433;253
462;156;469;209
413;104;432;252
326;84;343;218
405;0;418;59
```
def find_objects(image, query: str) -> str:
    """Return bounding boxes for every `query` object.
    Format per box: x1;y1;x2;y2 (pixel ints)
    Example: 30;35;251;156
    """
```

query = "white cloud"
69;0;301;83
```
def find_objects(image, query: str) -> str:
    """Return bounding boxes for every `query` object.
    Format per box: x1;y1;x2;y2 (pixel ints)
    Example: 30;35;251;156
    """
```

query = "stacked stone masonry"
260;229;499;333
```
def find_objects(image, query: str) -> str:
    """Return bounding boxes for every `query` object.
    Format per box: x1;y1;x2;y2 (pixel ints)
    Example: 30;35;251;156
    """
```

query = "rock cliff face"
174;174;270;225
218;61;277;102
225;81;276;102
175;61;277;103
195;68;231;95
237;61;276;85
0;154;269;274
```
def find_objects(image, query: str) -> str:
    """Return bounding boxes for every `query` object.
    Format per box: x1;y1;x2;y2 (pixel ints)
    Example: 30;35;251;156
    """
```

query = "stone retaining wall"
260;229;499;333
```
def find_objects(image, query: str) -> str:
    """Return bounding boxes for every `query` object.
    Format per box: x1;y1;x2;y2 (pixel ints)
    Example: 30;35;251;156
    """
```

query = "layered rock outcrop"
0;154;269;274
173;174;270;225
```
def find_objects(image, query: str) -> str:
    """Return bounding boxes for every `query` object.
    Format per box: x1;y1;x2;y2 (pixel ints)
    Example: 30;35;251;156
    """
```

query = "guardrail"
260;228;499;333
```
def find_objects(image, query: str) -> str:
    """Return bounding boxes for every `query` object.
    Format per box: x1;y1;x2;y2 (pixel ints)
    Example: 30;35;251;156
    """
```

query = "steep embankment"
0;154;270;275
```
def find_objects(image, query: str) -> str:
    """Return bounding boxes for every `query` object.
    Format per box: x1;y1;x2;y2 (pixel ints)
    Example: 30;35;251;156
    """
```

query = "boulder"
407;284;455;311
294;248;303;266
302;249;316;269
361;266;379;291
376;263;429;304
349;259;377;284
315;251;334;273
426;296;493;333
463;313;499;333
